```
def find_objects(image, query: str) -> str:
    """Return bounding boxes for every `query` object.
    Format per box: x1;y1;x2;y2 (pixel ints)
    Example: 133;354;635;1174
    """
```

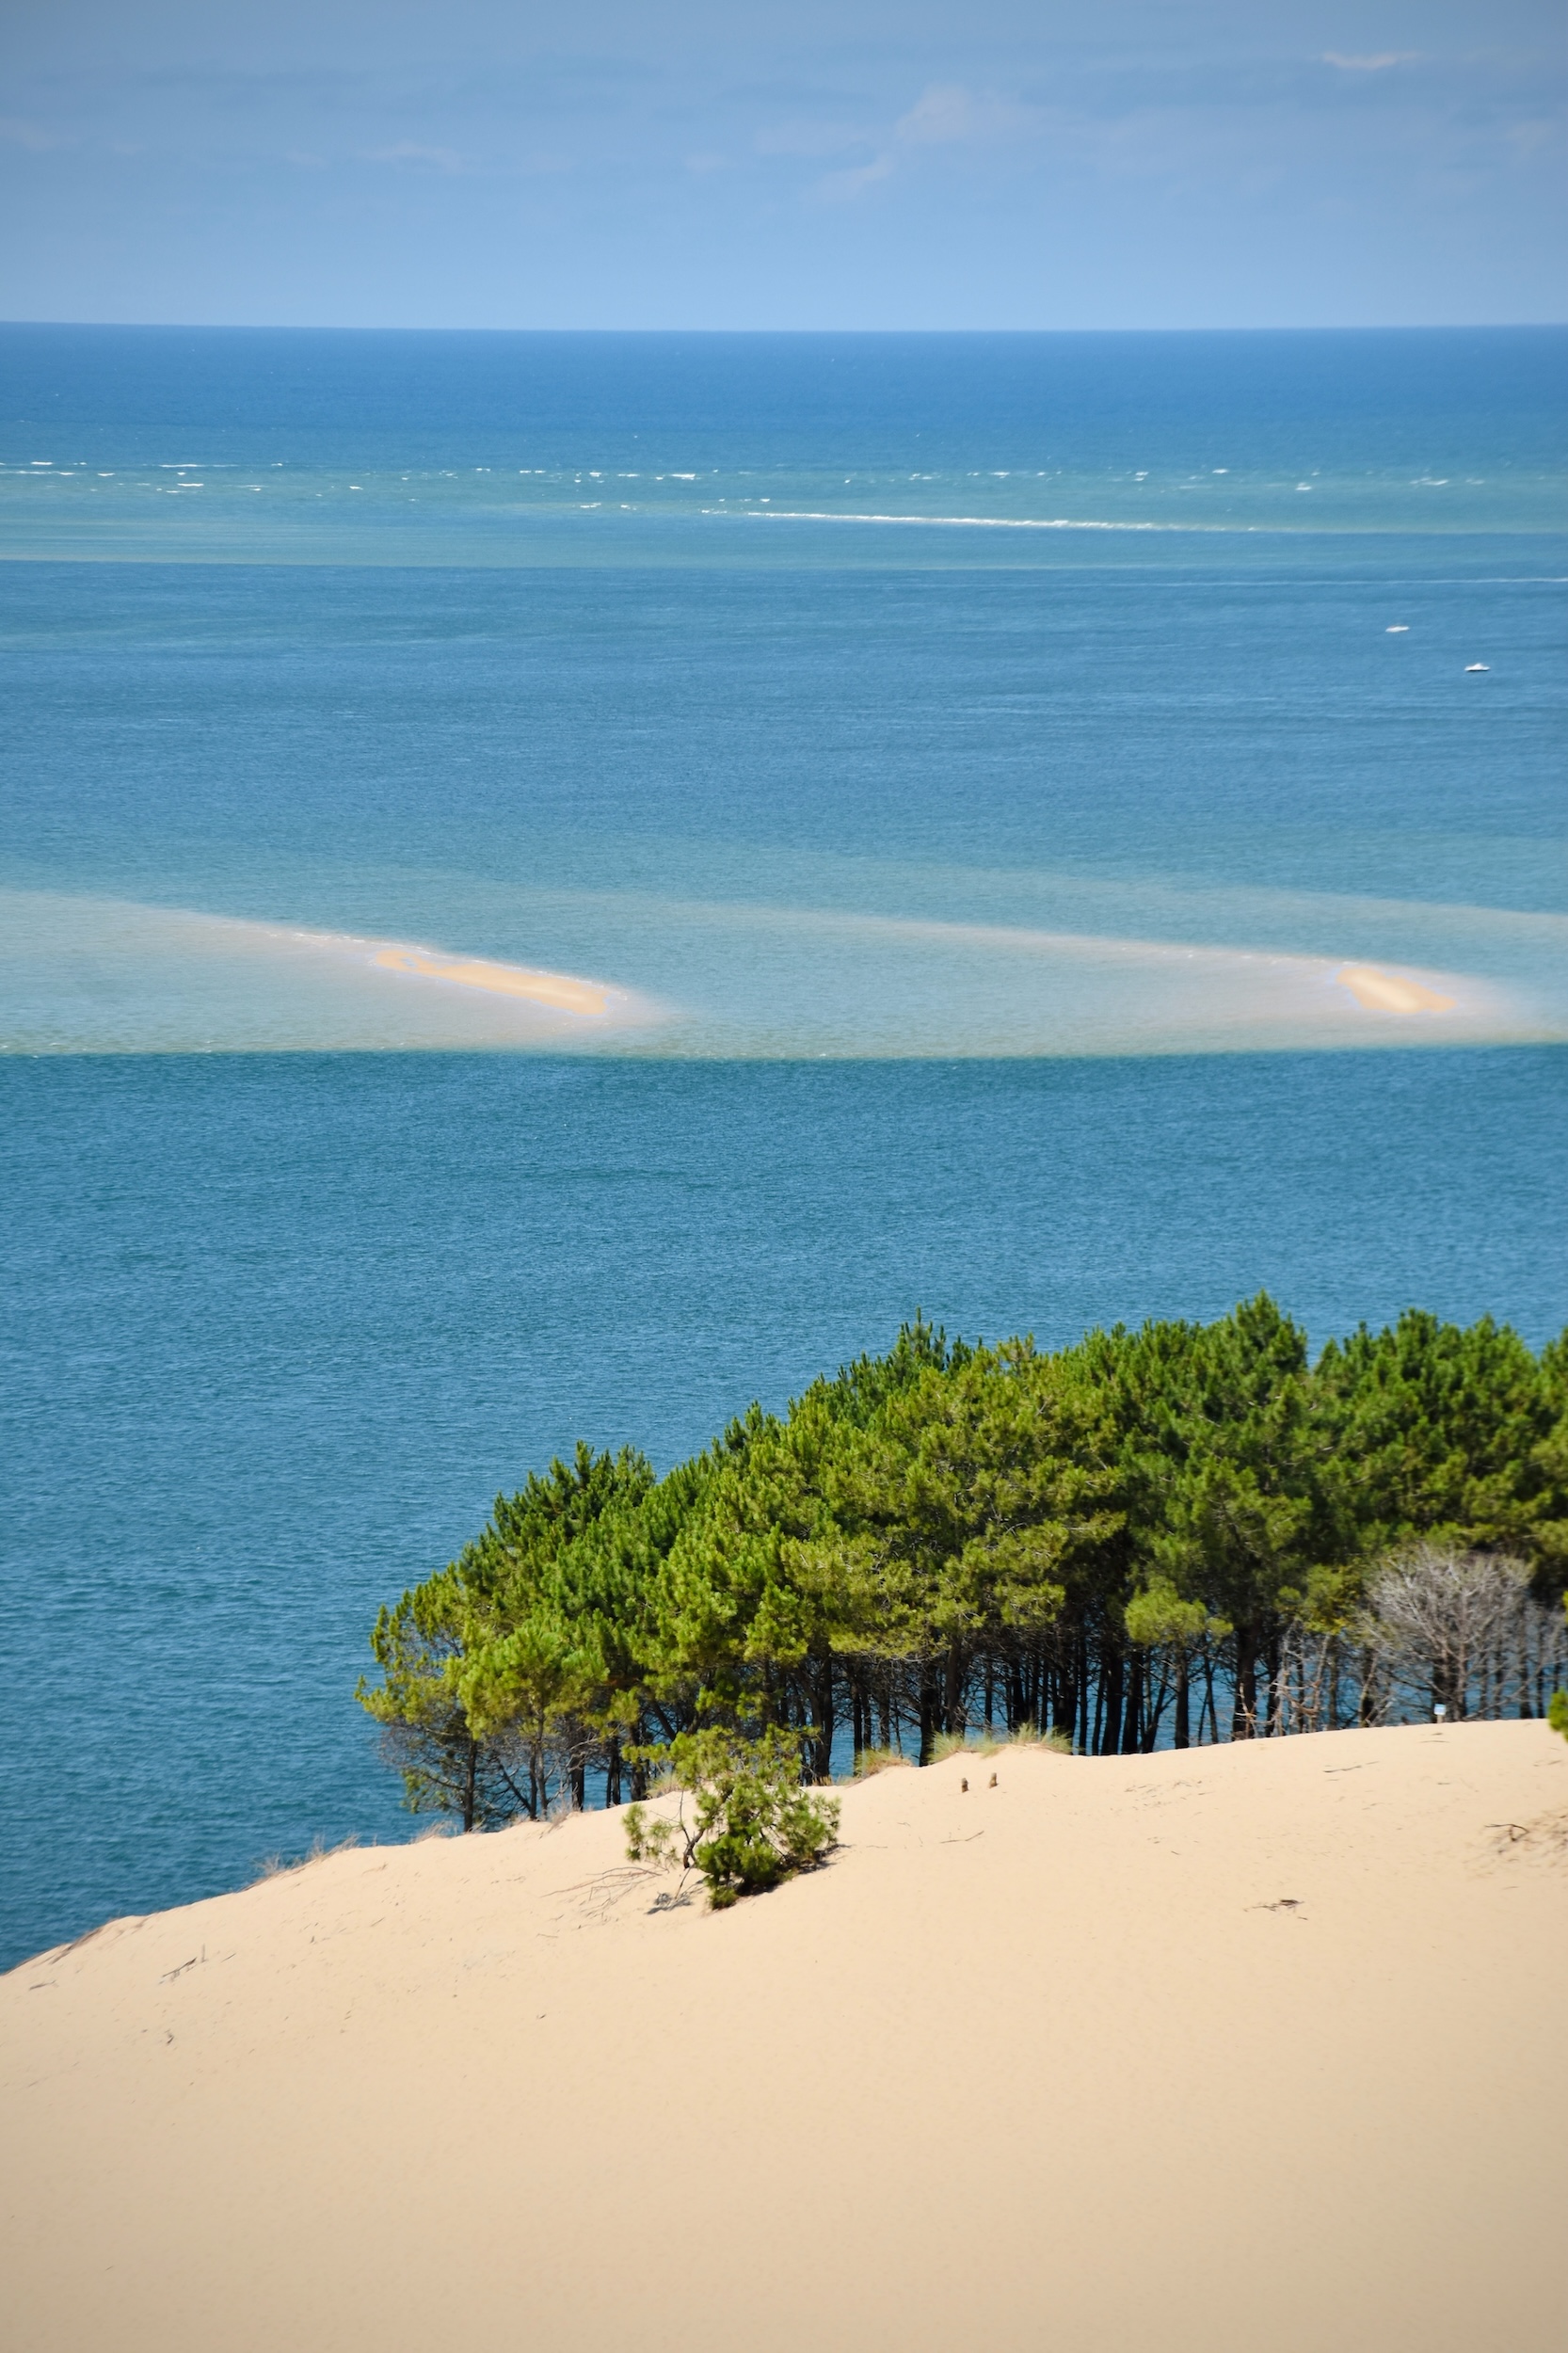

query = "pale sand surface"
369;944;616;1015
0;890;664;1051
1335;962;1458;1015
4;1722;1563;2353
9;885;1550;1059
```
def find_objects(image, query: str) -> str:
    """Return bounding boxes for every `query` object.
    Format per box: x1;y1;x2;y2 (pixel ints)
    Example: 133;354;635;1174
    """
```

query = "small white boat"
1464;662;1490;673
1386;623;1409;633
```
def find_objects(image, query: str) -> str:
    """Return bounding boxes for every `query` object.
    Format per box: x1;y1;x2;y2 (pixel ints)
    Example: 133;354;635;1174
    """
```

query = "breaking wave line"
713;511;1218;532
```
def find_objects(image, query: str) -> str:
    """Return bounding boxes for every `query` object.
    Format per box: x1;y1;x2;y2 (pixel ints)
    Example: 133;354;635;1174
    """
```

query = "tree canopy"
360;1298;1568;1823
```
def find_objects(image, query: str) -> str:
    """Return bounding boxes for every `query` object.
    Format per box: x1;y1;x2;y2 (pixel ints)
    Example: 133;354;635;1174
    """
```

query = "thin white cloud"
0;116;63;152
795;82;1041;201
811;152;894;202
896;84;1028;147
756;119;875;159
362;141;465;173
1322;53;1417;72
1504;119;1558;156
899;84;1047;147
896;85;981;145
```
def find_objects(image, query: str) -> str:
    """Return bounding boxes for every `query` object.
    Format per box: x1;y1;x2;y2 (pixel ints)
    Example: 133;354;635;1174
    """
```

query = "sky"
0;0;1562;328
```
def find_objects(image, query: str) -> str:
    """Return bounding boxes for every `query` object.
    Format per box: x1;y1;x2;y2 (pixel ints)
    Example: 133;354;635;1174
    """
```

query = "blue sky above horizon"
1;0;1562;330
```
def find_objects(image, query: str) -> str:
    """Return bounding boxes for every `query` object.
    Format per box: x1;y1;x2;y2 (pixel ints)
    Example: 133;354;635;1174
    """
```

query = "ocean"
2;326;1564;1965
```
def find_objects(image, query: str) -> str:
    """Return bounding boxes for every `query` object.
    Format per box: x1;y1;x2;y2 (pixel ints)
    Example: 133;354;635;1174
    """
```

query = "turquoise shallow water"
2;557;1564;1053
4;325;1563;552
1;328;1564;1964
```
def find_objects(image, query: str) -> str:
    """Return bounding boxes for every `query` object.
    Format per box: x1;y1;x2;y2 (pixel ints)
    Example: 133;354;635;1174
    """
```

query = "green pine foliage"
360;1298;1568;1829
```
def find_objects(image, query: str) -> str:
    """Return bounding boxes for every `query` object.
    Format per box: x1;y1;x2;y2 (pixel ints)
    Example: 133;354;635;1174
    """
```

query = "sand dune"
3;1722;1563;2353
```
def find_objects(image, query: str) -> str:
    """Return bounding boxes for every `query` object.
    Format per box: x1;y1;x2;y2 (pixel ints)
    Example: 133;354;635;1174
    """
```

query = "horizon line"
3;318;1566;338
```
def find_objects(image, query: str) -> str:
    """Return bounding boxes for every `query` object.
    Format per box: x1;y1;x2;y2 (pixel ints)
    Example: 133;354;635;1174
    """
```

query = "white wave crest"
714;510;1195;532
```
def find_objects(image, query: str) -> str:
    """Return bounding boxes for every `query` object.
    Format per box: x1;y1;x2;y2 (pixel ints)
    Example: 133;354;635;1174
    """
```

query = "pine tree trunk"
918;1662;940;1765
811;1646;836;1782
1174;1653;1191;1749
1098;1643;1123;1756
1143;1667;1169;1753
1119;1649;1143;1753
1059;1645;1080;1746
942;1643;965;1735
1232;1628;1258;1738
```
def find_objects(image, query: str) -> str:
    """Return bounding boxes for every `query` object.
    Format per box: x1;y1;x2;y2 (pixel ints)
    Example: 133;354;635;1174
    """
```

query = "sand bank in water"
1336;962;1457;1014
4;887;1552;1056
370;944;616;1016
0;890;662;1051
3;1721;1562;2353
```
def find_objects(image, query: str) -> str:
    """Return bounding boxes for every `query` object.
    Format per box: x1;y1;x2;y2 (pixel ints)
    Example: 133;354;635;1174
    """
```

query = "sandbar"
371;944;615;1016
1335;962;1457;1014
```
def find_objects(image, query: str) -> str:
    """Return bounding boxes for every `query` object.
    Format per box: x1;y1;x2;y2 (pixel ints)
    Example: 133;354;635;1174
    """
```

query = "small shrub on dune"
853;1746;913;1778
625;1727;839;1910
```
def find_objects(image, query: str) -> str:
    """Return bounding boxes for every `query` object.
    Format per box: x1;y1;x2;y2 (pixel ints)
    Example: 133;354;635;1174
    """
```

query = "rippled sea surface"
2;328;1564;1963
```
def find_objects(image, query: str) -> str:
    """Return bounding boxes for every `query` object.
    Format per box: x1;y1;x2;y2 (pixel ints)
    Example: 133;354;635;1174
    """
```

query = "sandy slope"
3;1722;1564;2353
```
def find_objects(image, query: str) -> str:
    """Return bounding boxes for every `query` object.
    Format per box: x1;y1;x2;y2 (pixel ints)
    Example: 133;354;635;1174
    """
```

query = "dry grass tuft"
250;1833;361;1884
852;1746;914;1778
930;1730;989;1762
931;1725;1075;1762
1003;1725;1075;1756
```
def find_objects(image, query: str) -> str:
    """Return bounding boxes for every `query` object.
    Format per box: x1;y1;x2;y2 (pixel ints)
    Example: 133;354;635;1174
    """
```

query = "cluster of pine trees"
360;1296;1568;1828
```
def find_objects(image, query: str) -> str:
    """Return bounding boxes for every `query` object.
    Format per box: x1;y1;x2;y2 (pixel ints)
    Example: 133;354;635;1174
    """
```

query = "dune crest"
3;1722;1562;2353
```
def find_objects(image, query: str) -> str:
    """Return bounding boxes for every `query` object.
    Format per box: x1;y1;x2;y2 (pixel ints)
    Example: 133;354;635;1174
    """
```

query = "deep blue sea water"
2;328;1564;1966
